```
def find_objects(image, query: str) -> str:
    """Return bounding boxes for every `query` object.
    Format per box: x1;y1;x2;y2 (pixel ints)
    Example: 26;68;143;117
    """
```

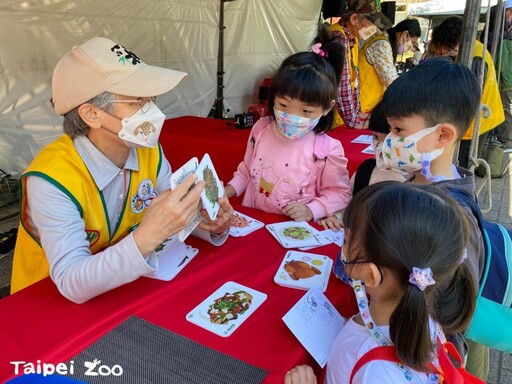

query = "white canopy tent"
0;0;322;175
408;0;498;20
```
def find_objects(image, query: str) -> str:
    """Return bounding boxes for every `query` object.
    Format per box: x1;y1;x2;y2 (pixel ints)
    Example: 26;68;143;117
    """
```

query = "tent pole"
215;0;226;119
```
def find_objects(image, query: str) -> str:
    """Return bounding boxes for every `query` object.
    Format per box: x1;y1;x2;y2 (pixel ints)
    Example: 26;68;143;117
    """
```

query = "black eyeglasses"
341;252;384;284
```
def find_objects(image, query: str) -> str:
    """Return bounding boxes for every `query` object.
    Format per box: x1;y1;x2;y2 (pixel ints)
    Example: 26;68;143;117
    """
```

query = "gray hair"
62;92;116;138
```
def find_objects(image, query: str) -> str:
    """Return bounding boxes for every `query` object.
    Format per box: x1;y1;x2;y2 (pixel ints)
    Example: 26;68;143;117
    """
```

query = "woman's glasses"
110;97;156;113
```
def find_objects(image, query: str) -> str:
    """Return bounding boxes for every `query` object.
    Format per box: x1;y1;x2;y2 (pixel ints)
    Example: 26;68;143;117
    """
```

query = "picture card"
321;228;344;247
350;134;373;144
283;287;345;368
196;154;224;221
186;281;267;337
145;236;199;281
170;157;199;188
298;231;333;251
229;210;265;237
274;250;332;292
266;221;325;248
361;144;374;154
171;157;201;241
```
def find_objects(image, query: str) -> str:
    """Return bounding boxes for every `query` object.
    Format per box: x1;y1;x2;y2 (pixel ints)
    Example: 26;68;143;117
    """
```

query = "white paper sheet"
282;287;345;368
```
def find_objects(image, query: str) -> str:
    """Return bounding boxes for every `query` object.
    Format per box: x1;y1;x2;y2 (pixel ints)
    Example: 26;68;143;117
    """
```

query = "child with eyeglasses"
224;25;352;222
285;181;480;384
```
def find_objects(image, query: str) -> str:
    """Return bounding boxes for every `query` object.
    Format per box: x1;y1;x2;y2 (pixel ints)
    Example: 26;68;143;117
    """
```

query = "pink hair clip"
312;43;326;57
408;267;435;291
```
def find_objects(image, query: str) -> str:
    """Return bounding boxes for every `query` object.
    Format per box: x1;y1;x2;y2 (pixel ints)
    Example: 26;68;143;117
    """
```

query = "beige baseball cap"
52;37;188;115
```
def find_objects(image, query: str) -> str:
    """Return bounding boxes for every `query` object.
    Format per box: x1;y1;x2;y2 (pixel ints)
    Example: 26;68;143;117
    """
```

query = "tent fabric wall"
0;0;322;175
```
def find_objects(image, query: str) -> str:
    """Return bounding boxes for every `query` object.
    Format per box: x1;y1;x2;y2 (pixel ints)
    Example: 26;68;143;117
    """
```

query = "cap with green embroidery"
348;0;393;30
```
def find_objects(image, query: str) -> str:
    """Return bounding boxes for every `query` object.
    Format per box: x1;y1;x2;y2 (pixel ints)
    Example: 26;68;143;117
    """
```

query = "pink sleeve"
228;117;271;196
306;138;352;220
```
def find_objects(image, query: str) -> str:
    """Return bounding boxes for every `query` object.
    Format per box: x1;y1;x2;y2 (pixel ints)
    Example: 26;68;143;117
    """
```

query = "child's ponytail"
312;23;345;84
390;280;435;372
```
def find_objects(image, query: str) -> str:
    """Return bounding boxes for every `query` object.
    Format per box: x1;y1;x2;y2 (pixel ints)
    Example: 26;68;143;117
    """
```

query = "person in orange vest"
11;37;233;303
328;0;394;129
427;16;505;169
348;0;396;120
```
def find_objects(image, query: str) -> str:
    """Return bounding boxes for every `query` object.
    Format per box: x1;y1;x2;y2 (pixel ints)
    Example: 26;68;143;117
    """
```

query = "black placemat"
68;316;268;383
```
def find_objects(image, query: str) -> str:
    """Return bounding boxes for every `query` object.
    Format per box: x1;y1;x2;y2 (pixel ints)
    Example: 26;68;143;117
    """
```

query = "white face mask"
358;24;378;41
118;101;166;148
380;125;444;179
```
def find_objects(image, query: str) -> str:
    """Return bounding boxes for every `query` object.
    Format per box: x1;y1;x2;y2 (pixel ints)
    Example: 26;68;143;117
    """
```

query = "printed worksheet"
283;287;345;368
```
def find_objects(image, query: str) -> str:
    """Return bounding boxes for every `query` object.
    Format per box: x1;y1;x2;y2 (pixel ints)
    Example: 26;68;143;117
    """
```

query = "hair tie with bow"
312;43;326;57
408;267;435;291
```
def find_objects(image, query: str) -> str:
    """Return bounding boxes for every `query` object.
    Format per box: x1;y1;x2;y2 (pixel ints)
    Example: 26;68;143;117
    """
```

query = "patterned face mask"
380;125;444;179
118;101;166;148
373;139;387;169
273;108;321;140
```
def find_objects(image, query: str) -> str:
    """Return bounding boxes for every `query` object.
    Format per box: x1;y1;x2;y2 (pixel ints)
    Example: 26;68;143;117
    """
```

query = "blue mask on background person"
273;108;321;139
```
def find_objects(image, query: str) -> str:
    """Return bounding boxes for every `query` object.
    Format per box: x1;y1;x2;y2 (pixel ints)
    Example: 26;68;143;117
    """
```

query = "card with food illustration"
186;281;267;337
229;210;265;237
145;236;199;281
274;251;332;292
196;154;224;221
170;157;201;241
266;221;325;248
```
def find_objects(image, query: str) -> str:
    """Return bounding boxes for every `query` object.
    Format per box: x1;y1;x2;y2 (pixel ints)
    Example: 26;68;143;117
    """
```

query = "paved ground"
0;173;511;382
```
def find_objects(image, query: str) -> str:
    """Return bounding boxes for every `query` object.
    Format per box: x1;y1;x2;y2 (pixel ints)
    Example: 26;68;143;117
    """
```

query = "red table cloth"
159;116;373;184
0;117;371;383
0;206;357;383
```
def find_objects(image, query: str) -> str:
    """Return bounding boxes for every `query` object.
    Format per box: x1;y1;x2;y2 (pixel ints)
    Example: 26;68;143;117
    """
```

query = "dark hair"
380;57;481;139
431;16;463;50
342;181;476;372
368;101;390;134
388;18;422;61
268;24;345;133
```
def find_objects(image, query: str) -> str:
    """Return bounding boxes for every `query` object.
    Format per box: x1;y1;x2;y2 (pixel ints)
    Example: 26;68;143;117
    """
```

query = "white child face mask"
358;24;378;41
118;101;166;148
380;125;444;179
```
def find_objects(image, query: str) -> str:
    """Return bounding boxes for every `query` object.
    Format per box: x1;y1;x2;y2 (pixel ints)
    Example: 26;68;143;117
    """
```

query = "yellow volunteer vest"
464;40;505;139
328;23;359;129
359;34;389;114
11;135;162;293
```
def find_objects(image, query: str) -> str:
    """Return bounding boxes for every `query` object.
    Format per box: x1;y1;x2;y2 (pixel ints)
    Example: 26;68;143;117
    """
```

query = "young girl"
285;181;478;384
224;27;352;222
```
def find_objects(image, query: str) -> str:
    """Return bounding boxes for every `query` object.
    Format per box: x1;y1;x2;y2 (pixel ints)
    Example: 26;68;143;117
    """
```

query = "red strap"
349;346;399;384
435;342;485;384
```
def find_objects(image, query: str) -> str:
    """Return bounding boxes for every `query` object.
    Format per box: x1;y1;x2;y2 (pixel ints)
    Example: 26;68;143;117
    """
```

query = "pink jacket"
229;117;352;220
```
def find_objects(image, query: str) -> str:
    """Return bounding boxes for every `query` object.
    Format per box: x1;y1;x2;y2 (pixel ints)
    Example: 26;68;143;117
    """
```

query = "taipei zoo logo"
10;359;123;378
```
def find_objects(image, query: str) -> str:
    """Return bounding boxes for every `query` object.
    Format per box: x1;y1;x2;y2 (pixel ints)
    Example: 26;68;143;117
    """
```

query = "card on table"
361;144;375;154
282;287;345;368
350;134;373;144
266;221;325;249
186;281;267;337
145;236;199;281
229;210;265;237
274;250;332;292
196;153;224;221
